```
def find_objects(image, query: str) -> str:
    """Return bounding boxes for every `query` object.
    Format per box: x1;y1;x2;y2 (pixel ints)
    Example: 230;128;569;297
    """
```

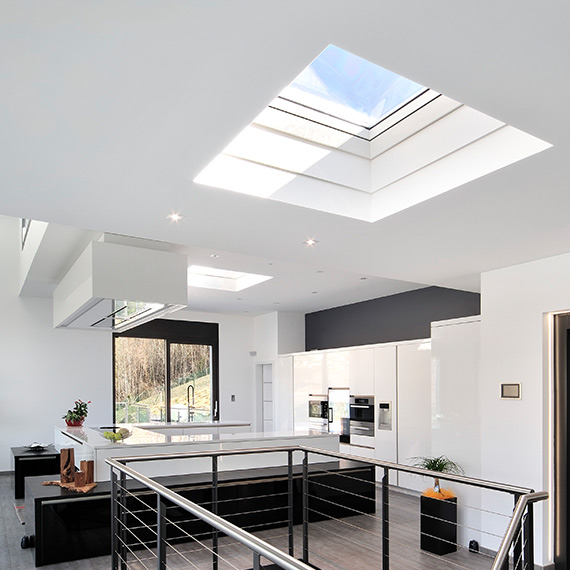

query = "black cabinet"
26;461;375;566
12;446;60;499
420;495;457;555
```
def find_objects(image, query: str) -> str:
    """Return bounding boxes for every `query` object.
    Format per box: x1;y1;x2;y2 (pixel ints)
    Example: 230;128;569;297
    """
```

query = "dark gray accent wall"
305;286;480;351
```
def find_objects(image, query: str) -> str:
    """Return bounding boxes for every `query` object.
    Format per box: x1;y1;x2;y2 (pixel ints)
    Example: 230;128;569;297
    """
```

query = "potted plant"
409;455;464;556
63;400;91;427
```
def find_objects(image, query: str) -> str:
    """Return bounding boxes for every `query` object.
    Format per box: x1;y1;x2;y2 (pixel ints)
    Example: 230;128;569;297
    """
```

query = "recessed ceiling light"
312;291;318;294
167;212;183;222
210;253;220;258
304;238;319;247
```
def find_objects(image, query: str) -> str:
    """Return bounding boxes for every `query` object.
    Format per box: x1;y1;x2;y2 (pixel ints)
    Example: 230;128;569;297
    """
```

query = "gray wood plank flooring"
0;473;496;570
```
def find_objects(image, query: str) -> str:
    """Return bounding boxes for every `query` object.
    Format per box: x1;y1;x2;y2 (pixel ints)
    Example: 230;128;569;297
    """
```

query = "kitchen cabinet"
397;340;432;492
293;355;309;430
373;345;397;483
431;316;481;547
275;356;294;432
340;443;375;459
349;348;374;395
307;352;326;395
326;350;350;388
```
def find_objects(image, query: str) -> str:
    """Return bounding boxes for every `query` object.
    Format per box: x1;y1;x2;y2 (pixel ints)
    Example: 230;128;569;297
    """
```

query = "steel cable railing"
107;445;547;570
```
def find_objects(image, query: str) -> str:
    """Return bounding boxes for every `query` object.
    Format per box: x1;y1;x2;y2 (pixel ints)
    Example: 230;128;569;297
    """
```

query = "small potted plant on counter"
409;455;464;556
63;399;91;427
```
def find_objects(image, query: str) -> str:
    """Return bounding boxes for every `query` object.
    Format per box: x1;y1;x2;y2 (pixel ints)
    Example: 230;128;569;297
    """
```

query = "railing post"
157;494;167;570
119;471;127;570
513;493;523;570
288;449;294;557
302;450;309;564
212;455;219;570
111;469;119;570
382;467;390;570
253;552;261;570
524;503;534;570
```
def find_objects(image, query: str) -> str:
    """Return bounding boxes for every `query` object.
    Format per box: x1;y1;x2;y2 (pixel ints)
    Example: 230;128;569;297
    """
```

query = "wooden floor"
135;489;497;570
1;471;498;570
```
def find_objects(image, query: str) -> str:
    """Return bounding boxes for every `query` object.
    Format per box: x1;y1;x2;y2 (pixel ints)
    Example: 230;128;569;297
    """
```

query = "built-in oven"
349;396;375;438
308;396;328;433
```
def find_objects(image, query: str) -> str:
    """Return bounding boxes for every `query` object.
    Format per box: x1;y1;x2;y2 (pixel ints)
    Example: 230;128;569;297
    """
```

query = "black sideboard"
26;460;375;567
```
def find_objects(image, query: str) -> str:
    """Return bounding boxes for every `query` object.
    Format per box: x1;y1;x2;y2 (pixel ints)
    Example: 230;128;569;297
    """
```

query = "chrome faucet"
187;382;195;421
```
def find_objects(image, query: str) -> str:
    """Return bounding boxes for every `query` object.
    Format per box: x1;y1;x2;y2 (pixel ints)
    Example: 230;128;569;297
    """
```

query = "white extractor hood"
53;240;188;332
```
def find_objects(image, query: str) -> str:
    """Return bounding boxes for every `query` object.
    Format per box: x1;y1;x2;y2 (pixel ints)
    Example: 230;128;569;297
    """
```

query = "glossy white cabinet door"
431;317;481;547
307;352;326;395
397;341;432;492
325;350;350;388
373;345;398;484
293;355;309;430
349;348;374;395
275;356;294;431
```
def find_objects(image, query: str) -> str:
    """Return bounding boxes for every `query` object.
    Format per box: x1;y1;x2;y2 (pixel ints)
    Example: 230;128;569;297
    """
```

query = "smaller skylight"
188;265;273;292
280;44;425;128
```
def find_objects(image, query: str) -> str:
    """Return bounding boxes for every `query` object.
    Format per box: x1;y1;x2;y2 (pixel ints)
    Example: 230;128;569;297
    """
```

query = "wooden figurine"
74;470;86;488
80;460;94;484
60;448;75;484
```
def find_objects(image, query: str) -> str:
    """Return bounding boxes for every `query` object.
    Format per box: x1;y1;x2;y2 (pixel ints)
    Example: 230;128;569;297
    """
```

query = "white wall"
167;309;255;424
480;252;570;566
0;216;112;471
0;216;261;471
277;312;305;354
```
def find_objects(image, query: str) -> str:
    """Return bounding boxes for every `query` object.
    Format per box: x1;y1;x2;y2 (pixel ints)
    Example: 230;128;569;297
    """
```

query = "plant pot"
420;495;457;555
65;419;84;427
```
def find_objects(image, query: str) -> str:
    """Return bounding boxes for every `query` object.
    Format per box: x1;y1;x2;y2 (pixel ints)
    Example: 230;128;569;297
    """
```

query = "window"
281;43;426;129
113;319;219;424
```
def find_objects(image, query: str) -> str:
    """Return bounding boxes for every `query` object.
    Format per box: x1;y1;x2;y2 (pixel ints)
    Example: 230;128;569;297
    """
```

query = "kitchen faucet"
187;382;195;422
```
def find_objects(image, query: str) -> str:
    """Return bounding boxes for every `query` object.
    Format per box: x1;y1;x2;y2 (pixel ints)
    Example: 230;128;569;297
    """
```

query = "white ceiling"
2;1;569;316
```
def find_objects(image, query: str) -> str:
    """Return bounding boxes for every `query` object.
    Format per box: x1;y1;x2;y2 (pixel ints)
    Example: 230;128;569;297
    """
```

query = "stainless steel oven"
349;396;374;437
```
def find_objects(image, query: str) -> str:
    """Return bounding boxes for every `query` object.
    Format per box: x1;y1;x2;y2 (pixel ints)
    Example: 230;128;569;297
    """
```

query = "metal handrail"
107;444;548;570
107;457;314;570
491;491;549;570
112;443;534;496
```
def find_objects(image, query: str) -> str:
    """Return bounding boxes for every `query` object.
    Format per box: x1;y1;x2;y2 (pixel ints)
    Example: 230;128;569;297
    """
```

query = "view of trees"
114;337;211;423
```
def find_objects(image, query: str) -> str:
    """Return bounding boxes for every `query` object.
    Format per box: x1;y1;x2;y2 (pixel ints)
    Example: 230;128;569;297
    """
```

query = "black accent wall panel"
305;286;480;351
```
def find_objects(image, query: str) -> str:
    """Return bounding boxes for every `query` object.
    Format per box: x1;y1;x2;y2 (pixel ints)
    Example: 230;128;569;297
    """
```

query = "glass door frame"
113;318;219;423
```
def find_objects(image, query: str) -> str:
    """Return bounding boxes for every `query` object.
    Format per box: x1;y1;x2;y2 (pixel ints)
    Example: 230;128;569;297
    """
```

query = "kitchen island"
54;423;339;481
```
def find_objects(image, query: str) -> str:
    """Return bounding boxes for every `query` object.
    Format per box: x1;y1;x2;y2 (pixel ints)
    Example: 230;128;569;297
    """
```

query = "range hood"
53;239;188;332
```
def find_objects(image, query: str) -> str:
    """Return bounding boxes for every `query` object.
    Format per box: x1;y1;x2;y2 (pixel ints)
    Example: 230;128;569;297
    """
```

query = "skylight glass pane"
280;44;425;129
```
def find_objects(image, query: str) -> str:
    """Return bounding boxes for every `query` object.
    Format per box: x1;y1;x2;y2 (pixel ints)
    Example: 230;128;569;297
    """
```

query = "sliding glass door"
169;343;212;422
113;319;219;424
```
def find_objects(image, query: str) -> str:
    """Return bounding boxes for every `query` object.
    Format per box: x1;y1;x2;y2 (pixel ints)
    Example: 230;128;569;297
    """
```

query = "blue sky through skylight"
280;44;425;129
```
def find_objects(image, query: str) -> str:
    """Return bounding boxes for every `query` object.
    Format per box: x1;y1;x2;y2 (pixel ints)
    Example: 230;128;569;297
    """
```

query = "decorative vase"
420;495;457;555
65;419;84;427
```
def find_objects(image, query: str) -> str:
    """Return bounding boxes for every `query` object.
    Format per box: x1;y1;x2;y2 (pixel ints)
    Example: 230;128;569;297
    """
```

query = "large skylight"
279;44;425;128
194;45;552;223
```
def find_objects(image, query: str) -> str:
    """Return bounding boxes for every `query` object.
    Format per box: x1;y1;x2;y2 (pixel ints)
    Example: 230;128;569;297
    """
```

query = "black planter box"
420;495;457;555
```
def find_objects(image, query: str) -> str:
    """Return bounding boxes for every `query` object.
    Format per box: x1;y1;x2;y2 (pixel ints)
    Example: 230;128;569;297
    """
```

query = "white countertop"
56;424;334;450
